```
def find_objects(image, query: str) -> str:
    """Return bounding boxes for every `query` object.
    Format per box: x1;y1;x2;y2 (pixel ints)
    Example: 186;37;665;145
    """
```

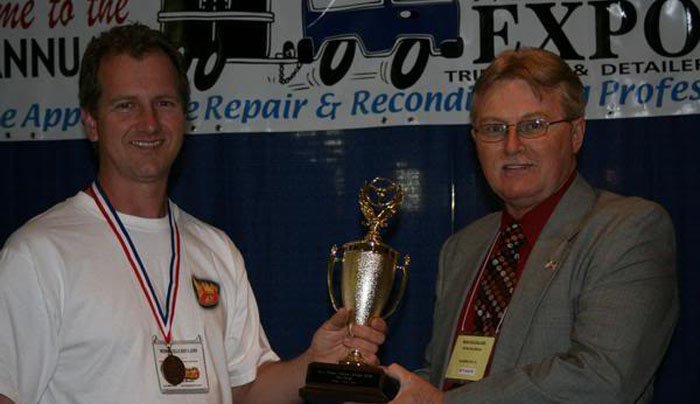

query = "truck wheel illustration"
319;40;356;86
297;38;314;64
390;38;430;90
193;36;226;91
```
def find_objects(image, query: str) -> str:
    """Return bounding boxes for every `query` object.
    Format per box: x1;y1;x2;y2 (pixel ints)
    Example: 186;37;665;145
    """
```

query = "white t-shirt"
0;191;279;404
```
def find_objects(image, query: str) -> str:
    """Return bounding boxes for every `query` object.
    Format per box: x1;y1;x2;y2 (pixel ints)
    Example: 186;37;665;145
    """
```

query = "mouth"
130;139;165;149
502;162;533;171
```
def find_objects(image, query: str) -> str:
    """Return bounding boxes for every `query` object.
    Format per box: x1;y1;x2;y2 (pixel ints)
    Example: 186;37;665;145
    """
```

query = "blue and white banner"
1;0;699;140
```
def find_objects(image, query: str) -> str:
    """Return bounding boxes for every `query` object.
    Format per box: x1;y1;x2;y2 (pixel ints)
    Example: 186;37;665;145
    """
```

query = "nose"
503;126;523;155
139;105;161;133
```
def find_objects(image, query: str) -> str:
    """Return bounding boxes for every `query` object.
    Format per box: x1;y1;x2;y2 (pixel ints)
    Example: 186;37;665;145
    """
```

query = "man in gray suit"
385;48;678;403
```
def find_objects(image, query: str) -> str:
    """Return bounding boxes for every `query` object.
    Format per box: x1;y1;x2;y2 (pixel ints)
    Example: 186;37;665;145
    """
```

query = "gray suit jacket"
417;175;678;404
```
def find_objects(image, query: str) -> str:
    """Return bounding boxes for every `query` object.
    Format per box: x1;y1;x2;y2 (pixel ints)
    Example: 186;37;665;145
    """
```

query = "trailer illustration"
159;0;297;90
158;0;463;91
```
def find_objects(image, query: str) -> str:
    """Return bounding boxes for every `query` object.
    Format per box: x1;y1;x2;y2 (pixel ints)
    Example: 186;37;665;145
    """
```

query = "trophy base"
299;361;399;403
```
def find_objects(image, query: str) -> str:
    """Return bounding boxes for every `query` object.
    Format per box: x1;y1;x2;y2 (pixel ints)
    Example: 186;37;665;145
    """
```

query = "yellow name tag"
445;335;495;381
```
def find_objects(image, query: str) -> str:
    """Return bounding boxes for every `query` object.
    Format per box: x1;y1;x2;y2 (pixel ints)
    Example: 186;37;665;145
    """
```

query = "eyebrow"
479;112;549;122
105;94;180;105
105;96;136;106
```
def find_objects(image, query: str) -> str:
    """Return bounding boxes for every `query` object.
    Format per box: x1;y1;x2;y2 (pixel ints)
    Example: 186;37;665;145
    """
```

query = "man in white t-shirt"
0;23;386;404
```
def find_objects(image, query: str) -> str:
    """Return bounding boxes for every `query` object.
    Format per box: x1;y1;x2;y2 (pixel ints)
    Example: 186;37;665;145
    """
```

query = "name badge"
153;335;210;394
445;335;495;381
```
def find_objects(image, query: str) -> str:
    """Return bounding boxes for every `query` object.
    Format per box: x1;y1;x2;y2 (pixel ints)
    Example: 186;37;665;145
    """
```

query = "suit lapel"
490;175;598;373
436;215;500;384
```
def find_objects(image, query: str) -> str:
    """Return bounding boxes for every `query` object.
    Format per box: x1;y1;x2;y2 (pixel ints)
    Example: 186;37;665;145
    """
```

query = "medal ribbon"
87;181;181;345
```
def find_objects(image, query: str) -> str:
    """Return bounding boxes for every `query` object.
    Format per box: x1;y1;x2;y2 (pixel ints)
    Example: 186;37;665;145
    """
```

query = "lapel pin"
544;259;558;271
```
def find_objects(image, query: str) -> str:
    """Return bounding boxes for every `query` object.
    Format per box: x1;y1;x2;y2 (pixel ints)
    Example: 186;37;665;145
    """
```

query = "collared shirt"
502;170;577;281
443;171;577;389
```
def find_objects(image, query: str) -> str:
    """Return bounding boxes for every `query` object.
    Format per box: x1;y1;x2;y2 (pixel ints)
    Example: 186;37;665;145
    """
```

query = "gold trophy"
300;177;410;403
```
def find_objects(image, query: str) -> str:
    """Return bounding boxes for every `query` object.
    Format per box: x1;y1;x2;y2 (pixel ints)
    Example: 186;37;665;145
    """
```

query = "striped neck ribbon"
87;181;181;345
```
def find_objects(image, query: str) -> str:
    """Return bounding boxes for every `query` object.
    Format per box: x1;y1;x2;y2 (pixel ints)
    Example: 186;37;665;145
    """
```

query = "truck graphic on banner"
299;0;463;89
158;0;463;90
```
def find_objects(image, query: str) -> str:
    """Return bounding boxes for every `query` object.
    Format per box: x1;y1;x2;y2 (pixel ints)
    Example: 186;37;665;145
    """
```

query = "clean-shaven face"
473;79;585;218
82;51;186;187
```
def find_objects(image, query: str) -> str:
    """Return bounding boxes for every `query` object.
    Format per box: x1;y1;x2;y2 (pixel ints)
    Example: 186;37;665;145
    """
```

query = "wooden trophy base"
299;361;399;404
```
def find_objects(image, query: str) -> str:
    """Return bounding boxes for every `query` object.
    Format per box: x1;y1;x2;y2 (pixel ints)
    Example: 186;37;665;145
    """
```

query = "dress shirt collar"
500;170;577;245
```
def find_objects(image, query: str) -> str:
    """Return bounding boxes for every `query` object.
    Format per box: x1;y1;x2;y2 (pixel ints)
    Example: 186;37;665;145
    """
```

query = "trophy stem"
339;348;366;367
364;226;383;245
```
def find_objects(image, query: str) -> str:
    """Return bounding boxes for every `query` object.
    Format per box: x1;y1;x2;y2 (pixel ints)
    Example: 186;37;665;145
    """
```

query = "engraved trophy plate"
300;177;409;404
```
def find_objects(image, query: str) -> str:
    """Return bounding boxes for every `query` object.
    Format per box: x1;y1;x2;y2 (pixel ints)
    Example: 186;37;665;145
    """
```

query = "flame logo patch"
192;275;220;308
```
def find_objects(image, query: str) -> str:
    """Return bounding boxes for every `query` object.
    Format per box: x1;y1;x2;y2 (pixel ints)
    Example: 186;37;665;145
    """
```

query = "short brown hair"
470;48;585;123
79;23;190;114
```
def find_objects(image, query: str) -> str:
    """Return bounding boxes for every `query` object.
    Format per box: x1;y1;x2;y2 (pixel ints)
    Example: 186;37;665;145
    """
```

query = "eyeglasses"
472;118;575;143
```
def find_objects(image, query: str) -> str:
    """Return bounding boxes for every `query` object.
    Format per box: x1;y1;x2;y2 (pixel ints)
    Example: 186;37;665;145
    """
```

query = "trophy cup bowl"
300;178;409;404
330;241;408;365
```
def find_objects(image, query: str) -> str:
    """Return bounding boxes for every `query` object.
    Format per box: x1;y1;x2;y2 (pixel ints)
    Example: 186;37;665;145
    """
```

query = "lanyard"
87;181;182;345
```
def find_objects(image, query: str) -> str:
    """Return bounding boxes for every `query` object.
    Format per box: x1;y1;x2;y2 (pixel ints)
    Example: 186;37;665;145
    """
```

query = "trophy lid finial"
359;177;403;243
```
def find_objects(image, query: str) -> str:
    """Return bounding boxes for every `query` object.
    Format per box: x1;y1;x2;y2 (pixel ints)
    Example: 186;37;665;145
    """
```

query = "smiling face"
473;79;585;218
82;51;185;190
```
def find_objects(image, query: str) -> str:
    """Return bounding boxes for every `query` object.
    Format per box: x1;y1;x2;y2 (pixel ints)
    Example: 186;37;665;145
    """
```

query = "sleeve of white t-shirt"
221;238;279;388
0;237;62;404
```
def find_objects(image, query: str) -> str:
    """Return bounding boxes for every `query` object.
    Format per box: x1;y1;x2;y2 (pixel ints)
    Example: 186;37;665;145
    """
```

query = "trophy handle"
381;255;410;319
327;245;342;312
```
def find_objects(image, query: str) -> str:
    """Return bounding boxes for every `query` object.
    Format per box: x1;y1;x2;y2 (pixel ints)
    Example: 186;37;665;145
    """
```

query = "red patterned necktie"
473;222;526;336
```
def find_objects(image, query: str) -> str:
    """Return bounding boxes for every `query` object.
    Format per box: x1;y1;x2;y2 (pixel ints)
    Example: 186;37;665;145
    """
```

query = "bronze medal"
162;353;186;386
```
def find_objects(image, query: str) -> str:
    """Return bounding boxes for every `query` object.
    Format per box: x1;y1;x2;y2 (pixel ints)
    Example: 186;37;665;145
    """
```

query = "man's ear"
571;116;585;154
81;109;99;142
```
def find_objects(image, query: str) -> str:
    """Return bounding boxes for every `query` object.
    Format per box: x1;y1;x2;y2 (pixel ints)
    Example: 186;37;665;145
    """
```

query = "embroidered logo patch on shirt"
191;276;220;308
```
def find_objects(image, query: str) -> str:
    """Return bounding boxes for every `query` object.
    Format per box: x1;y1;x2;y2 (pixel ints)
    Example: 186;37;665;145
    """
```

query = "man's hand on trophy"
346;314;388;366
385;363;444;404
308;307;388;365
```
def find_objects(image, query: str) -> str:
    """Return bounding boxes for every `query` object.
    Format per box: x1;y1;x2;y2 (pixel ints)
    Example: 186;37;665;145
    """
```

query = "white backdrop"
1;0;699;140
